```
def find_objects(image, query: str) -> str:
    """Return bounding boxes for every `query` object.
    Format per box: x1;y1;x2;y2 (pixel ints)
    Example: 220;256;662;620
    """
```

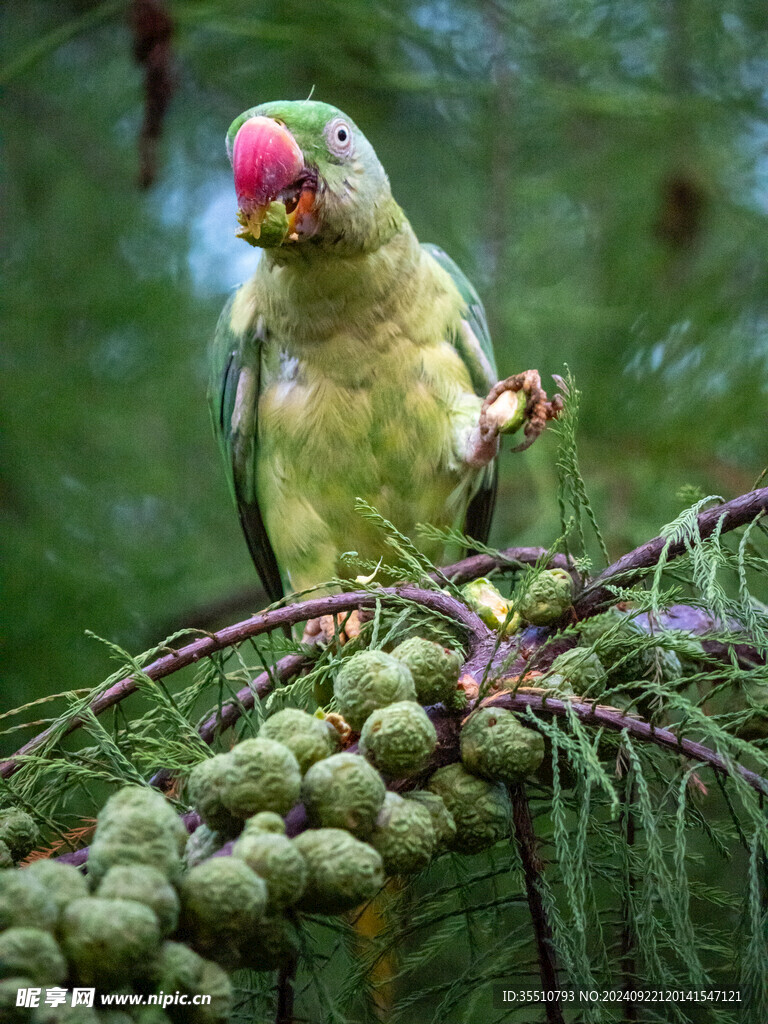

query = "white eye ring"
325;117;354;158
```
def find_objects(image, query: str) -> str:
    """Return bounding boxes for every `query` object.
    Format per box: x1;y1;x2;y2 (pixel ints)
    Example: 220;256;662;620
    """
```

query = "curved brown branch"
1;587;488;781
437;545;575;584
575;486;768;616
7;487;766;792
485;690;768;796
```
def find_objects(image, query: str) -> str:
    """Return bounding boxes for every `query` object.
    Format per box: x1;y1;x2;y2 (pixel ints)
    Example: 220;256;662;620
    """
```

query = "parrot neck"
256;215;446;374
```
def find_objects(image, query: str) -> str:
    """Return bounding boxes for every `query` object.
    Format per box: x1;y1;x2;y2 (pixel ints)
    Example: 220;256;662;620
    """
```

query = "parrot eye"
325;117;354;158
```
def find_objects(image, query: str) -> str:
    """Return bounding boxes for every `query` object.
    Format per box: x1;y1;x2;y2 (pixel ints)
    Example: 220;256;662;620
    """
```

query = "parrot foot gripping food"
470;370;564;467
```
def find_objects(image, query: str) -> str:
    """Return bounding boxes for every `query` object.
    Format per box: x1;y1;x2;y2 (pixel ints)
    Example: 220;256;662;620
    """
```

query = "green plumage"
210;101;498;600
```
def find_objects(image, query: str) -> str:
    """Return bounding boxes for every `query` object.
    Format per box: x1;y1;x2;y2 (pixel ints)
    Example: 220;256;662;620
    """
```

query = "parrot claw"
479;370;564;454
302;610;367;647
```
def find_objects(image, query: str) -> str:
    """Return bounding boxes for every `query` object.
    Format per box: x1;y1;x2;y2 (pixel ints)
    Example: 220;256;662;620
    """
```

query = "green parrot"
209;100;558;625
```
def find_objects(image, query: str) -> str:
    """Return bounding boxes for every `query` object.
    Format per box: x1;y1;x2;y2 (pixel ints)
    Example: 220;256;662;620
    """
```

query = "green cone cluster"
0;625;558;1011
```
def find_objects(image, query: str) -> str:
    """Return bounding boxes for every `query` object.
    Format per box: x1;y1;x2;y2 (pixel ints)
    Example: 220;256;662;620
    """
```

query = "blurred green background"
2;0;767;724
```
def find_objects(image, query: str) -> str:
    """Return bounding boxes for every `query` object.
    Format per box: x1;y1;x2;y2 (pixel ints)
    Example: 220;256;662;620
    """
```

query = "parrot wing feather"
208;288;285;603
422;243;499;547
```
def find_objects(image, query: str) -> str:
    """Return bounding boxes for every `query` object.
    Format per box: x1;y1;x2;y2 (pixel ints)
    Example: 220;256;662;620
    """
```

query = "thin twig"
148;652;309;791
619;773;638;1020
509;784;565;1024
486;691;768;797
0;587;487;780
575;486;768;615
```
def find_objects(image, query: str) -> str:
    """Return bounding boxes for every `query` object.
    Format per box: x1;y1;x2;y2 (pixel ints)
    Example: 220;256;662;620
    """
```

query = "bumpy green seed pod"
293;828;384;913
0;810;39;863
461;578;514;632
576;606;625;647
577;610;683;685
232;830;307;910
404;790;457;853
302;753;386;837
241;912;300;972
179;857;266;966
517;569;574;626
86;785;188;886
0;976;37;1023
186;756;241;835
369;793;435;875
222;739;302;818
390;637;462;705
243;811;286;835
333;651;416;730
547;648;606;695
0;842;12;870
0;927;66;984
359;701;437;777
460;707;544;784
60;897;161;987
259;708;340;773
183;823;227;870
24;860;88;918
154;941;233;1023
428;763;512;854
0;868;57;931
97;864;180;937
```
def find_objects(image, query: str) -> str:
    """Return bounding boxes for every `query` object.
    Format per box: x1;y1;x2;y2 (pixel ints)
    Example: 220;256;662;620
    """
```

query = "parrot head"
226;100;401;256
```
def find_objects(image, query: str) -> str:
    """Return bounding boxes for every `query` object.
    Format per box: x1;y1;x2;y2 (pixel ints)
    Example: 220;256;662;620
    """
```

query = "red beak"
232;116;304;215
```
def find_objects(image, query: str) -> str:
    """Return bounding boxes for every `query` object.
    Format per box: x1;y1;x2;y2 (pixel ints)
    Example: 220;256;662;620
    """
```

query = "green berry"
0;927;66;984
293;828;384;913
460;707;544;784
179;857;266;966
0;868;57;932
428;763;512;854
186;757;241;835
232;830;307;910
333;651;416;730
404;790;457;853
390;637;462;705
221;738;302;818
302;753;386;837
359;701;437;777
577;610;683;685
517;569;574;625
547;648;606;694
60;896;160;987
154;942;233;1023
0;976;36;1023
369;793;435;874
97;864;180;936
0;810;39;862
461;578;513;631
576;606;626;646
259;708;340;773
24;860;88;918
243;811;286;835
86;786;187;886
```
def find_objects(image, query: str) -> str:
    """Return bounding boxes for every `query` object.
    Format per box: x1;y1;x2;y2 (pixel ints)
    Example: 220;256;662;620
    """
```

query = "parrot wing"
422;243;499;547
208;288;285;603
